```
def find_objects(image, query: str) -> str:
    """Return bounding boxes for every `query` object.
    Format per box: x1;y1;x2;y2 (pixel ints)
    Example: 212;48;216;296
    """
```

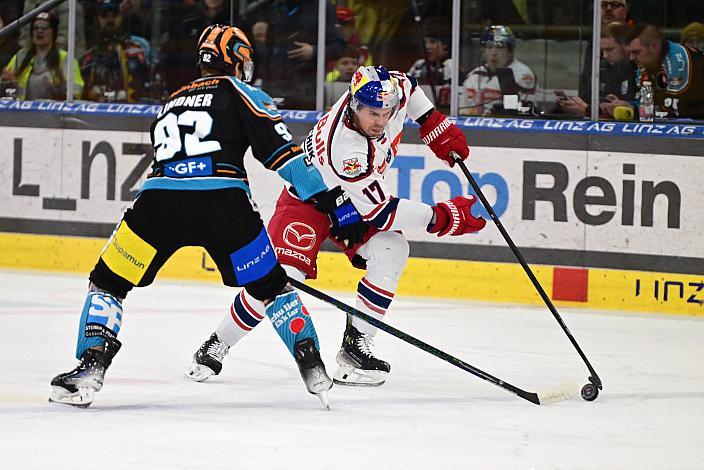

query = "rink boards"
0;232;701;316
0;123;702;316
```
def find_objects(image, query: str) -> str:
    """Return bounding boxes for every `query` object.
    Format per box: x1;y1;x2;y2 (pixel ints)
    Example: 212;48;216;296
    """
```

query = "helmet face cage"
480;25;516;52
197;24;254;82
348;65;400;113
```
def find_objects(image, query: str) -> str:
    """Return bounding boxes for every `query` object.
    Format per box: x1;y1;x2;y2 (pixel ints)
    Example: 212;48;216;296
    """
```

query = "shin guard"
265;290;319;357
76;291;123;359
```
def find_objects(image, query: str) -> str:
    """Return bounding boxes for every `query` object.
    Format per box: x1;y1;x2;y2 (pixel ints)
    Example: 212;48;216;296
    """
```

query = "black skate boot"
334;317;390;387
49;339;121;408
294;338;333;409
185;332;229;382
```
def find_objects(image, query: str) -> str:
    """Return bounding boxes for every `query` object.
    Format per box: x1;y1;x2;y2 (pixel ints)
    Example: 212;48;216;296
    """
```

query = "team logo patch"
100;221;156;285
230;228;277;285
342;158;363;176
621;80;629;96
164;156;212;177
283;222;316;251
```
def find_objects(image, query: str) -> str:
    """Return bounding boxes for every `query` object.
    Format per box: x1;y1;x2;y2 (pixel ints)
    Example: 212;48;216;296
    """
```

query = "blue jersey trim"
276;155;328;201
140;177;251;195
224;76;281;119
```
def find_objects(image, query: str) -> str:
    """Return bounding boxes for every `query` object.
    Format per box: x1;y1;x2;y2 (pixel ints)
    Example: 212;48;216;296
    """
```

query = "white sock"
216;289;266;347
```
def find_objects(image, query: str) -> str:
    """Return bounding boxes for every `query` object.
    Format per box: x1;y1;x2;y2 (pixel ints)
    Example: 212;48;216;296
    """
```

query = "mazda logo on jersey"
283;222;316;251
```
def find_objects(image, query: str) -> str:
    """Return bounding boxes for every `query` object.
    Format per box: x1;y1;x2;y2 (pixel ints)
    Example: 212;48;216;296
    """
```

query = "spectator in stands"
159;0;251;94
336;6;371;66
559;22;636;118
0;4;21;72
80;0;149;103
626;23;704;119
260;0;345;109
600;0;631;24
2;12;83;100
252;21;268;47
250;20;269;86
407;33;453;107
325;46;362;83
577;0;635;110
681;22;704;53
464;0;530;25
20;0;86;57
459;25;536;116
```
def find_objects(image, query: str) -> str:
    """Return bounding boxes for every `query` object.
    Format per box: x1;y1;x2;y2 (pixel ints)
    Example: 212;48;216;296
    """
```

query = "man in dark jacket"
560;21;637;117
160;0;251;94
260;0;345;109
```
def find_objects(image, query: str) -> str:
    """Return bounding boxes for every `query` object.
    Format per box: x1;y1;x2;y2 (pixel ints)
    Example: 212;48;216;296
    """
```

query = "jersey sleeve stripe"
266;144;304;171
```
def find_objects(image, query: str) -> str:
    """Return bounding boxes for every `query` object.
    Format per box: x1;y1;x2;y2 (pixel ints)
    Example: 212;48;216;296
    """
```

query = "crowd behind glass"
0;0;702;121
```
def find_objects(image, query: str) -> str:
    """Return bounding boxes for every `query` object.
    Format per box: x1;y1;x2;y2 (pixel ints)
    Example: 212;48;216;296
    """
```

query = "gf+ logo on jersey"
164;157;213;177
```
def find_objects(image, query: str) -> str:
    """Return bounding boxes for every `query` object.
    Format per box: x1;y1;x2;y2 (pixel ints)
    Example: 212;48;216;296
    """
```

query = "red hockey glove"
428;195;486;237
418;110;469;168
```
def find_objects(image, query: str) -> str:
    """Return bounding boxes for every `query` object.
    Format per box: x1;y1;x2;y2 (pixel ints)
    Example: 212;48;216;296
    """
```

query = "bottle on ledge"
639;81;654;122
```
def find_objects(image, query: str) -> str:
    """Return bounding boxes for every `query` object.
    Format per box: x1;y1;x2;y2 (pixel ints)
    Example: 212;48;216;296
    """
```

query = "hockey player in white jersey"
186;65;486;387
459;25;537;115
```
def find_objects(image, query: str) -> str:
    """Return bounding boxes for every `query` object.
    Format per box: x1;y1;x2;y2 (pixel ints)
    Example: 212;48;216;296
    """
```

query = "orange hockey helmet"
197;24;254;81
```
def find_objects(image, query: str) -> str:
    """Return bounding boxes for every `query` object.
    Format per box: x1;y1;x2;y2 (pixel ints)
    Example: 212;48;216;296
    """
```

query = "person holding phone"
559;21;636;118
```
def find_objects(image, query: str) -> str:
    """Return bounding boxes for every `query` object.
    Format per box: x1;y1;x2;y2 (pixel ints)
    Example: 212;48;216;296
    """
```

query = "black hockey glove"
313;186;367;248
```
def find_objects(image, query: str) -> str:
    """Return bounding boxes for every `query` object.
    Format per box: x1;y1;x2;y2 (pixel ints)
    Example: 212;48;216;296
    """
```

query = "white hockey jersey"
300;72;436;231
459;59;537;115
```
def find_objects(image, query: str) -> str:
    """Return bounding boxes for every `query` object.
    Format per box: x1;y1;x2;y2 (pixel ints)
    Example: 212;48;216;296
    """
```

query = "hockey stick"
452;153;603;397
289;278;572;405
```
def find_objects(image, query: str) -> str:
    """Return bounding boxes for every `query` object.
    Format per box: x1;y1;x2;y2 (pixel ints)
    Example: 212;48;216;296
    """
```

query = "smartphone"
554;90;568;100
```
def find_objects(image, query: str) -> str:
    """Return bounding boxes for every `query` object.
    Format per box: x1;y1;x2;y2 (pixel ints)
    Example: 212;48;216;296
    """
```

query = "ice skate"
294;338;333;410
333;319;390;387
49;340;120;408
185;332;229;382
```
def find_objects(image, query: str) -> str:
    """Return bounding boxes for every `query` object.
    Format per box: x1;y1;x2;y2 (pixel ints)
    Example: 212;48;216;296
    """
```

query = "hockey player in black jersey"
49;24;367;409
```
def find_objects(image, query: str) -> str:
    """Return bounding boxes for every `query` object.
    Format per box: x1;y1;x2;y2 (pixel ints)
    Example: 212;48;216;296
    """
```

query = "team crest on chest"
342;157;363;176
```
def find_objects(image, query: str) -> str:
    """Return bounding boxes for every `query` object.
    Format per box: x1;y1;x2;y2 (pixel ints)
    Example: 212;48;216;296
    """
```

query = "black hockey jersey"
144;75;326;200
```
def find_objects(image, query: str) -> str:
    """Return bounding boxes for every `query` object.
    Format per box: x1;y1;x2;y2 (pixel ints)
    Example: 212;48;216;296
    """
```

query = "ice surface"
1;269;702;469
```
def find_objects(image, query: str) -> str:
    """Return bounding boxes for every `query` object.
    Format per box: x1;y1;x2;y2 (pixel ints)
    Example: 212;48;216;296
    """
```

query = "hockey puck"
580;383;599;401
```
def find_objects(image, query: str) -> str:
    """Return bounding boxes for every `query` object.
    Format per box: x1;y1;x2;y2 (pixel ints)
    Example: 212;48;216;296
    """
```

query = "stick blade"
537;380;580;405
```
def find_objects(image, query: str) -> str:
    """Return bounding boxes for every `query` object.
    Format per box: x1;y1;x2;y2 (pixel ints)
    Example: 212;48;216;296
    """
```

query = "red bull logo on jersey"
342;158;363;176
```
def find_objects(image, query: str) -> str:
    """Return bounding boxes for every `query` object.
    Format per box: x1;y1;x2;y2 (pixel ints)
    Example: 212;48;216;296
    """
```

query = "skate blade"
317;390;331;410
48;386;94;408
333;365;386;387
184;363;216;382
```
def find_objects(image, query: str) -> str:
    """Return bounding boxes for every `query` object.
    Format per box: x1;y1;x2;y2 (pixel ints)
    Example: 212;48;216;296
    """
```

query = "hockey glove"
314;186;367;248
428;195;486;237
418;110;469;167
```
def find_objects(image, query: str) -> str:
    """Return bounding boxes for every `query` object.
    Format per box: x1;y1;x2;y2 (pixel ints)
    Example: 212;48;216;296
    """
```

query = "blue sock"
75;291;123;359
264;291;319;356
